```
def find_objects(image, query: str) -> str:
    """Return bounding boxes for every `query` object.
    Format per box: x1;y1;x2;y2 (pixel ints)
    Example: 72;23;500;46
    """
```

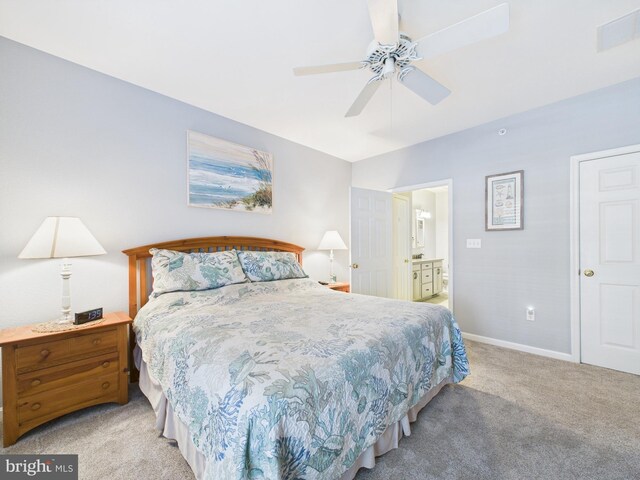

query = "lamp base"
59;259;73;325
54;314;74;325
328;250;337;285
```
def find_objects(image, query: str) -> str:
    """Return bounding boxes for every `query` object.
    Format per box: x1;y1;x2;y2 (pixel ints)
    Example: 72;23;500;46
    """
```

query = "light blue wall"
353;78;640;354
0;36;352;331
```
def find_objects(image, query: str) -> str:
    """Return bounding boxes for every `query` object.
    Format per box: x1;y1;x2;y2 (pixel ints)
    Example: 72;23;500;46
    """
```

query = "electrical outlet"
466;239;482;248
526;307;535;321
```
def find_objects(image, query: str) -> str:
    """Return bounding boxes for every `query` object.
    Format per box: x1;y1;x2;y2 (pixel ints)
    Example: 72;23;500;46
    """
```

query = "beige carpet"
2;340;639;479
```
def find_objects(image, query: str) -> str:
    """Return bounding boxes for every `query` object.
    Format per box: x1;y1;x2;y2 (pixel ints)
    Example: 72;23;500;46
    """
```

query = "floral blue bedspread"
134;278;469;480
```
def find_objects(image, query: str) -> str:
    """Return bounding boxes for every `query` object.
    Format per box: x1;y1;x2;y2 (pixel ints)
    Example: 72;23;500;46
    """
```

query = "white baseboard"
462;332;575;362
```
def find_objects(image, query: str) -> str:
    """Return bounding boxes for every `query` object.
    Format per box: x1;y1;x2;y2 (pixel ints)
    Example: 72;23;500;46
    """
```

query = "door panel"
600;284;635;348
412;269;421;300
350;187;392;297
580;151;640;375
600;201;635;262
433;265;443;294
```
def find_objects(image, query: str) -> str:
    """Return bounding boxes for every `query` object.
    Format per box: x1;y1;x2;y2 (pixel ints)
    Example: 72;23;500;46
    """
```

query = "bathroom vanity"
412;259;444;301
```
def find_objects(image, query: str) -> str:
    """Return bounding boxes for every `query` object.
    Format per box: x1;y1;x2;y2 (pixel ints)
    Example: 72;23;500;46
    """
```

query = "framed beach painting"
187;131;273;214
485;170;524;230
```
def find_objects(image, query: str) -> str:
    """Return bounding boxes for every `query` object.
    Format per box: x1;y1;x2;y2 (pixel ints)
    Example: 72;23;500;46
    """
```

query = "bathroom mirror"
415;215;425;248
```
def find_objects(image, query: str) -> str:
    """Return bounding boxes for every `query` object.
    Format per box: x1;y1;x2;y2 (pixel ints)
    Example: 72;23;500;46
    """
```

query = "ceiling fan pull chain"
389;77;393;134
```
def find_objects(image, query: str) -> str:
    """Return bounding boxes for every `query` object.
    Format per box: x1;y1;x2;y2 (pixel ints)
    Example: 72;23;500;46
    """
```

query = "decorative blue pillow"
150;248;248;296
237;251;307;282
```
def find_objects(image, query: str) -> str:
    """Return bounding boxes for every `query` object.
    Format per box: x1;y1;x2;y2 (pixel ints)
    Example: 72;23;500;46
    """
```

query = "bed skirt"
135;346;451;480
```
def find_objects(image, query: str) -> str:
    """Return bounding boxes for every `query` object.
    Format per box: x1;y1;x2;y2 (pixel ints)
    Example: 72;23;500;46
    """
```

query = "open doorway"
391;180;452;310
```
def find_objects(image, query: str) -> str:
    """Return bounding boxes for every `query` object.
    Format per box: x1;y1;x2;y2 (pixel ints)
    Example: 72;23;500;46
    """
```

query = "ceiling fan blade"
416;3;509;60
367;0;399;45
398;67;451;105
345;80;383;117
293;62;364;76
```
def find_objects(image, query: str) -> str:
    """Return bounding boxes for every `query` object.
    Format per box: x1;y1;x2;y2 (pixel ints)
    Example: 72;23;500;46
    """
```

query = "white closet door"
580;151;640;375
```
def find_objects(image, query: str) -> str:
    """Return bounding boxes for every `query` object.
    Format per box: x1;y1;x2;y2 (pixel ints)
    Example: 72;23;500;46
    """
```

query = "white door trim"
390;179;454;313
392;193;412;300
569;143;640;363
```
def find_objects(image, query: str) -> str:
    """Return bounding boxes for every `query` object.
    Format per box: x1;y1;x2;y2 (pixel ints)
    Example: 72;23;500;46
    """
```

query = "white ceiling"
1;0;639;162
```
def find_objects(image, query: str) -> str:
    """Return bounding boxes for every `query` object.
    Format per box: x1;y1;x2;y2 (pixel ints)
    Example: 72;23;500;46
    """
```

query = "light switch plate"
466;239;482;248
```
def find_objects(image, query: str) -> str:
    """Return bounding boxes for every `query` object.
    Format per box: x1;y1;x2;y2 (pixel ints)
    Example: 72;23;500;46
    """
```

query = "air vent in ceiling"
597;9;640;52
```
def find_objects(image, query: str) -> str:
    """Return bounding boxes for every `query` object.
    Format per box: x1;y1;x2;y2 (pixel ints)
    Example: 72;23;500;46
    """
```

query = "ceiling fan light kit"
293;1;510;118
364;34;420;81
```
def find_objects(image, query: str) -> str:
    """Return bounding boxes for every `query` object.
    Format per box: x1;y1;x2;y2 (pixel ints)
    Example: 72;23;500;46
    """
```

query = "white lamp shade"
318;230;347;250
18;217;106;259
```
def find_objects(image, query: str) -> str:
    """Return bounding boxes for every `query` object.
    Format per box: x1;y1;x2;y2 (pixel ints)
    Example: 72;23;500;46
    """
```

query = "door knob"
583;269;594;277
351;263;359;269
404;259;409;263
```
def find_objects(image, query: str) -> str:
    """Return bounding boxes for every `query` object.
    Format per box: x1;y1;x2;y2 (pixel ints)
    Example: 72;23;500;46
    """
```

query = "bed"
123;236;469;480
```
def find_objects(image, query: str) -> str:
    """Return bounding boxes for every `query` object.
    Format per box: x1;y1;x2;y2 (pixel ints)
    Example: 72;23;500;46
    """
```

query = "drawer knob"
40;349;50;358
31;379;42;387
102;361;110;368
31;403;41;411
93;338;101;345
102;382;110;390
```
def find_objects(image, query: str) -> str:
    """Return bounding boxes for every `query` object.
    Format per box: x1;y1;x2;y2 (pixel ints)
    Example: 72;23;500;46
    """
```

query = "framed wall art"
187;130;273;214
485;170;524;230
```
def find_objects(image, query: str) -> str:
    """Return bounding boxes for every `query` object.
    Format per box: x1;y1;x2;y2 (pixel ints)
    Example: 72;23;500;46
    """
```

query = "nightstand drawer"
18;373;119;424
16;338;71;372
17;352;119;397
15;328;118;373
70;328;118;356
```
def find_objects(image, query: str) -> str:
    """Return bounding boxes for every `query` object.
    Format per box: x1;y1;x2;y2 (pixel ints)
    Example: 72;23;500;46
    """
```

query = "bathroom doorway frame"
390;179;454;313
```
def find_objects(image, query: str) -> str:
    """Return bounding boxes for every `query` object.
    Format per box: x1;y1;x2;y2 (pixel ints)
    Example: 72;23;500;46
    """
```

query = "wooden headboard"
122;236;305;319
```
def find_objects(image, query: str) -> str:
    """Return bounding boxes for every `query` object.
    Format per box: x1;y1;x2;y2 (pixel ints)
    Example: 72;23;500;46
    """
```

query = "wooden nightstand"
0;311;132;447
328;282;350;293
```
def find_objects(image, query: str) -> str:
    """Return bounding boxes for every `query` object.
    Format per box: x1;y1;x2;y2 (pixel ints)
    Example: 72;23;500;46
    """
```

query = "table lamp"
318;230;347;283
18;217;106;324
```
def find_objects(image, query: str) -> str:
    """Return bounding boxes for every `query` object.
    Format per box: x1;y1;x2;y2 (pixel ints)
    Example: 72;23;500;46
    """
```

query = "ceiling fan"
293;1;510;117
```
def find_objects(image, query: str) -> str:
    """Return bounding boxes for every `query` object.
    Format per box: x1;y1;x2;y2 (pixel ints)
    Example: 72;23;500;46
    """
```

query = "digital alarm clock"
74;308;103;325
